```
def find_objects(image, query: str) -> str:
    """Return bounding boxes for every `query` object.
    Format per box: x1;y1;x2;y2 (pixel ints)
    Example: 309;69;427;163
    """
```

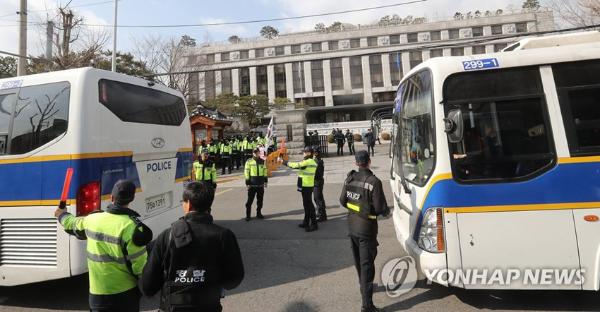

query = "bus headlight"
417;208;445;253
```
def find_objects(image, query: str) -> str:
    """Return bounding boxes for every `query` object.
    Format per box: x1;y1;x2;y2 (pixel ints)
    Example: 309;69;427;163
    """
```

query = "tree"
180;35;197;47
549;0;600;27
260;26;279;39
454;12;464;20
273;97;291;110
95;51;153;76
523;0;541;10
228;35;241;44
496;9;504;15
0;56;17;78
315;23;326;31
206;94;269;127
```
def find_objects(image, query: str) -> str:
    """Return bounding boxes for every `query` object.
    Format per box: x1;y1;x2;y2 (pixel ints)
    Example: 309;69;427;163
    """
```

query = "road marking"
216;189;233;196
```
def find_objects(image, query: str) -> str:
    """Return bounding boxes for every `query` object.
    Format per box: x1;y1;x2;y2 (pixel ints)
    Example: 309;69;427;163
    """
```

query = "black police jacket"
314;157;324;183
340;168;390;239
141;212;244;312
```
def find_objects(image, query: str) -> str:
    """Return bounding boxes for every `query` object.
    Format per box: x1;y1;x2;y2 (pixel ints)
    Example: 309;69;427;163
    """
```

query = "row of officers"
53;147;388;312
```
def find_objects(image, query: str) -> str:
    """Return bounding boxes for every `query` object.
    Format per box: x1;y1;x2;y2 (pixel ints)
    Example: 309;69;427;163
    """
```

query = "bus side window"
553;60;600;156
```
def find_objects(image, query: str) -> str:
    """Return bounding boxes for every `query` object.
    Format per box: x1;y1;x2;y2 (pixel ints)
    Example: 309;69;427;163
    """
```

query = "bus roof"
402;31;600;86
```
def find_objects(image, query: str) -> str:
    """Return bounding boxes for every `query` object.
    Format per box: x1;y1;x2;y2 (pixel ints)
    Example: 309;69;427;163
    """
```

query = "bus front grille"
0;218;58;267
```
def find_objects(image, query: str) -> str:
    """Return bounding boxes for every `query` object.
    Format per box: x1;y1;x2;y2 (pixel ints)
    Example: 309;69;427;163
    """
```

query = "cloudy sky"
0;0;541;57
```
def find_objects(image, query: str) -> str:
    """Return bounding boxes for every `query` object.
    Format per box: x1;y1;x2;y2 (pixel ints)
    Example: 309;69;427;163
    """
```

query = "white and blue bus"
390;32;600;290
0;68;193;285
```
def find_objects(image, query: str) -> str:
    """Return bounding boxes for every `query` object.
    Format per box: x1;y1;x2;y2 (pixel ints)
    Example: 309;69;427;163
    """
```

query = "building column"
422;50;431;62
232;68;240;96
199;72;206;102
250;67;257;95
215;70;222;96
401;52;411;78
342;57;352;91
464;46;473;56
323;59;333;106
443;49;452;57
485;45;495;54
382;53;392;88
483;26;492;36
267;65;276;102
285;63;294;101
303;61;313;94
361;55;373;104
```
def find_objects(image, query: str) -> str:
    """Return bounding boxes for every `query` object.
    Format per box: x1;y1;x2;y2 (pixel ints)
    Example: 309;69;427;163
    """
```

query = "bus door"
442;66;581;289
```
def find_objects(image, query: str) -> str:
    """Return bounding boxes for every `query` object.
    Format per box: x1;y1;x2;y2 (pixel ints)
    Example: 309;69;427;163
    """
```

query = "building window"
389;52;403;86
274;64;287;98
350;56;363;89
312;43;322;52
449;29;460;39
297;96;325;107
430;49;443;58
255;49;264;58
430;31;441;41
330;58;344;91
409;51;422;68
207;54;215;64
205;71;216;100
311;61;324;92
390;35;400;45
492;24;503;35
221;52;230;62
407;33;418;43
240;50;249;60
292;44;301;54
494;43;507;52
516;22;528;33
368;37;378;47
333;94;363;106
293;62;305;94
472;45;486;55
286;124;293;142
369;55;383;88
221;69;232;94
472;27;484;37
350;39;360;48
451;47;464;56
373;91;396;103
328;41;339;50
257;66;268;96
239;68;250;96
275;46;285;56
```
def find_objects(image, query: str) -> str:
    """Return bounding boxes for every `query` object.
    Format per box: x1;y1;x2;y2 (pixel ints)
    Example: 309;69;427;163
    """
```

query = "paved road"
1;144;600;311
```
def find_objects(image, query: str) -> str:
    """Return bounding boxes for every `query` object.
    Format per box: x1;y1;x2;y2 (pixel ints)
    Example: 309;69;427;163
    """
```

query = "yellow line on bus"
559;156;600;164
420;173;453;209
445;201;600;214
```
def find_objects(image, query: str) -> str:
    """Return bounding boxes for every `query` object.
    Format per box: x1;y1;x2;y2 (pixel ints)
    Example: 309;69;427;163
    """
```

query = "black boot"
361;306;381;312
298;223;308;228
256;211;265;219
305;220;318;232
317;209;328;222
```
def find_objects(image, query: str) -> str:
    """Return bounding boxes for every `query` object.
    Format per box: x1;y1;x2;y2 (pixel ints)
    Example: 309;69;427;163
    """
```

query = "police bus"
0;68;193;285
390;31;600;290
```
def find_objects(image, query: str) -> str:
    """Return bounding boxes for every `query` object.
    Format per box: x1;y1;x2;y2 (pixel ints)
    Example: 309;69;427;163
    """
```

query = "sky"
0;0;541;57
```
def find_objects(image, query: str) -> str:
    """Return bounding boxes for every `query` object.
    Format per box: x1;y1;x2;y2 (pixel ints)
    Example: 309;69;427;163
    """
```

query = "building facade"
185;10;554;124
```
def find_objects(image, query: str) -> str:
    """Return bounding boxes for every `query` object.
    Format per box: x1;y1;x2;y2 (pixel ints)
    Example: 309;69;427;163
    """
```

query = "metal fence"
304;135;329;157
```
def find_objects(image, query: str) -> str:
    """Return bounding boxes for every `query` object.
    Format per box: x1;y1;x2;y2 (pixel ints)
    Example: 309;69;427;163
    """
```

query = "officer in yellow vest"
283;146;319;232
244;148;268;221
193;150;217;189
54;180;151;311
220;139;233;175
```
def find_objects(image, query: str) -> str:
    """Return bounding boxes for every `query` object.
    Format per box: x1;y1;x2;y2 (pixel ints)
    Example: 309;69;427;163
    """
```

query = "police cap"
355;150;370;165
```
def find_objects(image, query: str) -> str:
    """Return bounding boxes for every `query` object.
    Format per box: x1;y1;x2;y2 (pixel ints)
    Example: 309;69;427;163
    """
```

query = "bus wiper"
400;175;412;194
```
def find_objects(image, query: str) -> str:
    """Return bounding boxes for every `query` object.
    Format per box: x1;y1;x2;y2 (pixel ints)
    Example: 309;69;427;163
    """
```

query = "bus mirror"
444;109;464;143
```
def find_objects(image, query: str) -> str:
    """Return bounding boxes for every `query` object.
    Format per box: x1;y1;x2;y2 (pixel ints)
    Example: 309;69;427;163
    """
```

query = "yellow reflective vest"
193;160;217;183
244;158;268;186
59;210;147;295
287;158;317;187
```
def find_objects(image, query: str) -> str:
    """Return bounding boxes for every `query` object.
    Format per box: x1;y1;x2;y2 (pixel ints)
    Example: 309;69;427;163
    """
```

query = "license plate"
145;193;170;213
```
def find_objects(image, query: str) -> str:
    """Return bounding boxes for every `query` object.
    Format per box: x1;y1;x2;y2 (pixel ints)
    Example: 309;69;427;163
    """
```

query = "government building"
184;10;555;126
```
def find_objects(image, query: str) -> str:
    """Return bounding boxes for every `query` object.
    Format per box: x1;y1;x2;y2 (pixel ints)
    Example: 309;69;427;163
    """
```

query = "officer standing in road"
284;147;319;232
340;150;390;312
244;147;268;221
346;129;355;155
220;139;233;175
313;147;327;222
54;180;151;312
141;181;245;312
335;129;346;156
193;150;217;189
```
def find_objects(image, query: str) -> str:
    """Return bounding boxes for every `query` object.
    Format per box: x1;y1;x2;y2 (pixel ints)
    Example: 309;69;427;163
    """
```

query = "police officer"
232;136;241;170
346;129;355;155
220;139;233;175
284;147;318;232
244;147;268;221
335;129;346;156
242;136;252;164
193;150;217;189
54;180;151;311
340;150;389;312
142;181;245;312
313;147;327;222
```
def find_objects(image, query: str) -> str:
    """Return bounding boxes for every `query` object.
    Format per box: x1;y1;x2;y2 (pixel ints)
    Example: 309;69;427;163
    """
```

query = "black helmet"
303;146;313;153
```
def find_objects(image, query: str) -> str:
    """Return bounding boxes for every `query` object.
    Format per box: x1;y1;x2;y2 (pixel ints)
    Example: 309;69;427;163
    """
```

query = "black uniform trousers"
301;187;317;226
347;142;355;155
246;186;264;217
313;180;326;217
221;156;232;174
367;144;375;156
233;152;241;170
89;287;141;312
350;235;378;309
337;143;344;156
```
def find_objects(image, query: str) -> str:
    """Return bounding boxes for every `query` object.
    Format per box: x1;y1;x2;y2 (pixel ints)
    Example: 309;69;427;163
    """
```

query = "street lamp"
111;0;118;72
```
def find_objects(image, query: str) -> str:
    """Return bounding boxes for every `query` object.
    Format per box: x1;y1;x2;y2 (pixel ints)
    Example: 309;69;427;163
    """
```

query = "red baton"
59;168;74;209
